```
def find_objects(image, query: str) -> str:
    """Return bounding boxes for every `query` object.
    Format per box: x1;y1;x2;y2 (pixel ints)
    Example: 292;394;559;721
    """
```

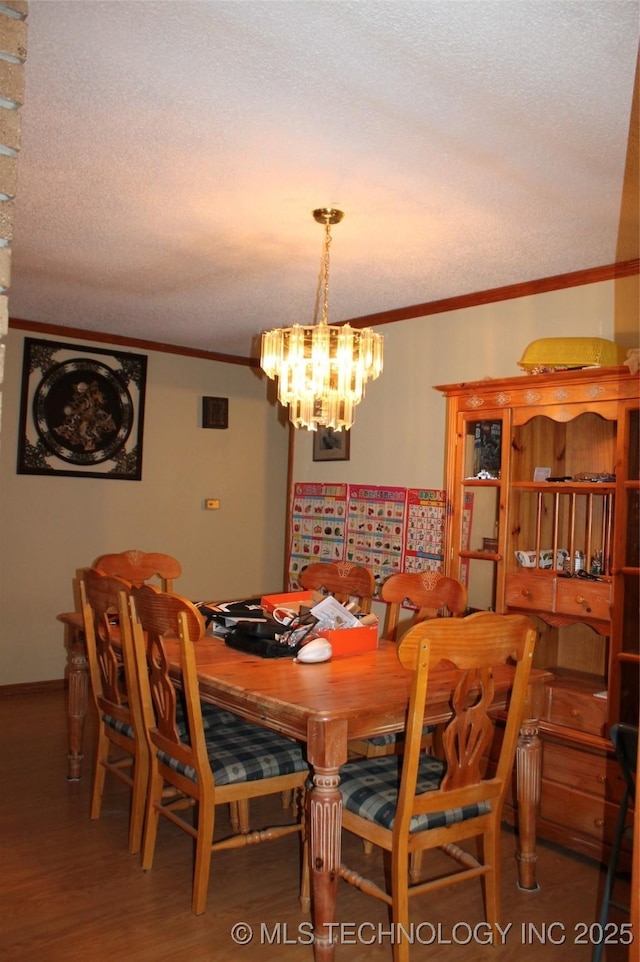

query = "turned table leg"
515;714;543;891
306;719;348;962
58;613;88;781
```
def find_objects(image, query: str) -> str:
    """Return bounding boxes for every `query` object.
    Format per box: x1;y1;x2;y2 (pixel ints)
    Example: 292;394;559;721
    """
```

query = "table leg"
64;622;88;781
306;719;348;962
515;715;542;891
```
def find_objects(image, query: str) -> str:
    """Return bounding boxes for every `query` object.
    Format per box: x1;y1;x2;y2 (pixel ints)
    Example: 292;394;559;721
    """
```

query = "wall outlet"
204;498;220;510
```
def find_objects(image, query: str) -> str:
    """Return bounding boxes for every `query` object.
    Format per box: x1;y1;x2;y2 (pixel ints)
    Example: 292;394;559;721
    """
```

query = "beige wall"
614;273;640;351
0;330;289;685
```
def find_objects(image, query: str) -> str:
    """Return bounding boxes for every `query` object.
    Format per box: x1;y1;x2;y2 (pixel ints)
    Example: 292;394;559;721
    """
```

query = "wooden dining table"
186;634;549;962
57;607;548;961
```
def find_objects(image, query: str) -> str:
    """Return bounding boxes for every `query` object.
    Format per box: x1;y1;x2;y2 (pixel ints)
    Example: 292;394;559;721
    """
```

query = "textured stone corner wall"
0;1;27;442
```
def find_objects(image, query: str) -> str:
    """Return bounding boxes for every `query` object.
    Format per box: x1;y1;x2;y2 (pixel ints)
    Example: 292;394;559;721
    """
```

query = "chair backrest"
79;567;138;732
380;571;467;641
394;611;537;828
93;550;182;592
129;583;212;791
299;561;375;614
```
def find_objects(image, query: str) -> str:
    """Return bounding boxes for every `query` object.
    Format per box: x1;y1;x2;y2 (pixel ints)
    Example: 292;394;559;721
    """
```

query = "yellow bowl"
518;337;626;373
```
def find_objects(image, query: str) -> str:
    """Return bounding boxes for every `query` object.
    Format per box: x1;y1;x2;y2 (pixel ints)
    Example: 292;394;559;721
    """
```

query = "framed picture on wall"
17;337;148;480
312;426;351;462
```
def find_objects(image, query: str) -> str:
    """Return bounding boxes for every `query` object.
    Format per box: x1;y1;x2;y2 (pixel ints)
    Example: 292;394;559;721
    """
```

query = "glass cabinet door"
449;413;506;612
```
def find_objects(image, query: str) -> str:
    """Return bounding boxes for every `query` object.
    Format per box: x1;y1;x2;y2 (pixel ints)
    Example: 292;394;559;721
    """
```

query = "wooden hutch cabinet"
435;366;639;863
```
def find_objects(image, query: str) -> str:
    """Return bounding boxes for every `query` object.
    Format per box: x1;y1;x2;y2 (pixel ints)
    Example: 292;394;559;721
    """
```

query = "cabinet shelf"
462;478;502;487
538;721;612;753
619;651;640;663
511;481;616;494
459;550;501;561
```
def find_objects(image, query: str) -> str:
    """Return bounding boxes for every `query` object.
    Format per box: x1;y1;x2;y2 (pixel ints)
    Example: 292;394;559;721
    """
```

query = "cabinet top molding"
434;366;639;403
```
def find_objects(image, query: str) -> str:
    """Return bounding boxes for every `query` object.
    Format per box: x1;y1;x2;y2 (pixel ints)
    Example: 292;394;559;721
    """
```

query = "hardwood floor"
1;690;632;962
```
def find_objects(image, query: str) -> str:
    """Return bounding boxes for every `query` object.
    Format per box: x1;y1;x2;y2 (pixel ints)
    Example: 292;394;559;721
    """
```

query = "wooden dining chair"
57;551;182;781
94;547;256;835
292;560;377;811
128;583;310;916
381;570;467;642
348;571;467;759
299;561;375;613
336;611;537;962
93;550;182;591
79;567;148;855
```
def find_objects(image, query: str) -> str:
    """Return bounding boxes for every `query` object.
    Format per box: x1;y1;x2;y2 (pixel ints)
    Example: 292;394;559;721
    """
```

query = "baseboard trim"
0;679;66;696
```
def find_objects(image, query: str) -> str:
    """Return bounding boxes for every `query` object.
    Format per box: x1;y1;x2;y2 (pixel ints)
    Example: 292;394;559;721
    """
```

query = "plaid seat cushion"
103;713;135;739
361;724;436;748
339;754;491;833
158;722;309;785
201;703;244;729
175;697;246;737
104;701;239;741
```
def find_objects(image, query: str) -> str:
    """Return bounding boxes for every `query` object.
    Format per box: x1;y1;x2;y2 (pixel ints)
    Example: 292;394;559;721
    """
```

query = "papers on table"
309;595;360;632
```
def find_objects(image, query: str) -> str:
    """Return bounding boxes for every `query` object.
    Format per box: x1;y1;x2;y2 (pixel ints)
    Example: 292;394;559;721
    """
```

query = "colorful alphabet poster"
404;488;446;573
345;484;407;595
288;482;348;588
288;482;449;595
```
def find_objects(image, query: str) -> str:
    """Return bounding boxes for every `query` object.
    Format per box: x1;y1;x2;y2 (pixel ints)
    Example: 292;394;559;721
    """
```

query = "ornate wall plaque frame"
17;337;147;480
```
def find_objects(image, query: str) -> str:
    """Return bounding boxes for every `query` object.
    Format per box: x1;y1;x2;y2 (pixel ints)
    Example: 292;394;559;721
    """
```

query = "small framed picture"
202;396;229;429
533;466;551;482
312;427;351;462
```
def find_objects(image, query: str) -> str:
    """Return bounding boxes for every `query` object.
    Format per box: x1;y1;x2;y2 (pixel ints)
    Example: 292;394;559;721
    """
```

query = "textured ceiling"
9;1;640;360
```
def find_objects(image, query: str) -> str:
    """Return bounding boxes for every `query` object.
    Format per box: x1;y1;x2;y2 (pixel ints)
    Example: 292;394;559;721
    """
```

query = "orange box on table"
261;591;379;656
261;590;315;613
317;622;378;656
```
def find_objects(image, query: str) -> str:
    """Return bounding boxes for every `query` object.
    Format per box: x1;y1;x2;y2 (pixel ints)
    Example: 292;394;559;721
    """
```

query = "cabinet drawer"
543;741;624;803
555;579;612;621
540;779;622;845
544;681;607;736
505;573;554;612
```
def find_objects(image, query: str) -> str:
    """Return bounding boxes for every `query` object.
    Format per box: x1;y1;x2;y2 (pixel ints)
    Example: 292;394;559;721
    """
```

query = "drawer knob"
575;594;585;604
522;588;531;598
570;708;582;719
595;818;605;828
597;774;606;783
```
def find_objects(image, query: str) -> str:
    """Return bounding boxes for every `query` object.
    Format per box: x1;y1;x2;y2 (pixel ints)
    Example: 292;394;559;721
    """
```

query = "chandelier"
260;208;383;431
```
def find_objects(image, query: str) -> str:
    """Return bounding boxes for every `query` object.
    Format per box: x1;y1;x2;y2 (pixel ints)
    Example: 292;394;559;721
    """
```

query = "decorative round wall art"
18;338;147;480
33;359;133;465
